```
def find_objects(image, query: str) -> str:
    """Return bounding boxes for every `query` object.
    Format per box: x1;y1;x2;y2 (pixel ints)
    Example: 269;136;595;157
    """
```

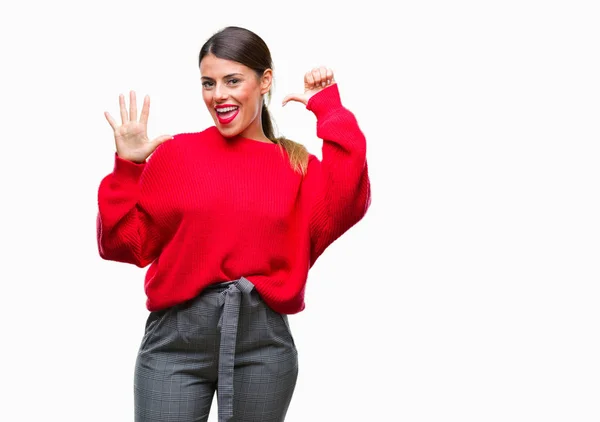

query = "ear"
260;69;273;95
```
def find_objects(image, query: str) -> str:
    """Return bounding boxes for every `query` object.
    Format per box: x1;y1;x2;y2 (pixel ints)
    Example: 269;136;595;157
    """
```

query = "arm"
305;84;372;266
98;90;174;267
96;145;170;268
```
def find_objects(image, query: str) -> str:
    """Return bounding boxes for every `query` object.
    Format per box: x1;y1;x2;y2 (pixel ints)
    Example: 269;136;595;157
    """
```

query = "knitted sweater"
96;84;371;314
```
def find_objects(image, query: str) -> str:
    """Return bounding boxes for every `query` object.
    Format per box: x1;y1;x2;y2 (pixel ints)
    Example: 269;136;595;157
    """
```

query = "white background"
1;0;599;421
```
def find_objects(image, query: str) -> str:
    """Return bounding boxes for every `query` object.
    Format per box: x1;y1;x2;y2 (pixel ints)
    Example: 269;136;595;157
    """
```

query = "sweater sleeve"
96;143;171;268
305;84;372;267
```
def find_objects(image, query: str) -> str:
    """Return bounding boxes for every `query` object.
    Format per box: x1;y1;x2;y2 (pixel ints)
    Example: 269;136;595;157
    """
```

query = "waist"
144;269;308;314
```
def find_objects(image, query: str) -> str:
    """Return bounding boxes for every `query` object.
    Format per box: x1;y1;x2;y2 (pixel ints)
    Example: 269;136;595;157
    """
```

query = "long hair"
199;26;309;175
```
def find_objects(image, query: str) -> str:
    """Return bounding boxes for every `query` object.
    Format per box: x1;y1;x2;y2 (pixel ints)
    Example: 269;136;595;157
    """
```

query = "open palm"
105;91;172;163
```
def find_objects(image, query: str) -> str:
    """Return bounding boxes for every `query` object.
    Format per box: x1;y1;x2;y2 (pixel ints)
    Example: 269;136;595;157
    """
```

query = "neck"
239;121;272;143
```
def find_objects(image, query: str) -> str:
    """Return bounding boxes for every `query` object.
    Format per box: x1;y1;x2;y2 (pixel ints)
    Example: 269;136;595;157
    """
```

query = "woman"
97;26;371;422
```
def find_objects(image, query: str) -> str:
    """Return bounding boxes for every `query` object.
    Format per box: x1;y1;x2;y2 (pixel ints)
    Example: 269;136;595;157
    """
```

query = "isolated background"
1;0;599;421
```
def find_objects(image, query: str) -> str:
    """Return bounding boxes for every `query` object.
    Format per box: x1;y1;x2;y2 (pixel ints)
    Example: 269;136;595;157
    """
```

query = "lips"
215;104;239;125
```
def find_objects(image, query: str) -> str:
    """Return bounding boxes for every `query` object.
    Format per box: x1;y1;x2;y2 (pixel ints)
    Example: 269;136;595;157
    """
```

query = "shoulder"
149;126;218;160
307;153;321;168
304;153;322;180
171;126;219;146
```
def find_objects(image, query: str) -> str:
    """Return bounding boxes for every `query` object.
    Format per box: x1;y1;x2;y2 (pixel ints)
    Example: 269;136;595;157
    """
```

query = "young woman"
97;26;371;422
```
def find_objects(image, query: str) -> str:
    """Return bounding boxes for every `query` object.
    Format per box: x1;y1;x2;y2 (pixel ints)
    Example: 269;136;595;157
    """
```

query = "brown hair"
199;26;309;175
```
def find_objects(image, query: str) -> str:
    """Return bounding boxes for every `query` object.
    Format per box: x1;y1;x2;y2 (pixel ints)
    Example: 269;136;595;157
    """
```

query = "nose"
214;83;228;102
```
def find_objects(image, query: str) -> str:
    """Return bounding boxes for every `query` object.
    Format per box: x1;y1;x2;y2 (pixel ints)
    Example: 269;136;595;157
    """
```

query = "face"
200;53;272;141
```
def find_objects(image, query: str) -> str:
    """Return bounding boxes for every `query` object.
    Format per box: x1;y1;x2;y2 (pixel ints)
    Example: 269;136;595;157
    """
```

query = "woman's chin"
215;125;240;139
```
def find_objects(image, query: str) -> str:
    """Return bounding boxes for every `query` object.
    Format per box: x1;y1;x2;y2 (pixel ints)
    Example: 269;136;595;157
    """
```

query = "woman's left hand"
282;66;336;107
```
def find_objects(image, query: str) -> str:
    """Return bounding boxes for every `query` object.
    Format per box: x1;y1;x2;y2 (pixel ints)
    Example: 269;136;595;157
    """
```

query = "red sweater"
96;84;371;314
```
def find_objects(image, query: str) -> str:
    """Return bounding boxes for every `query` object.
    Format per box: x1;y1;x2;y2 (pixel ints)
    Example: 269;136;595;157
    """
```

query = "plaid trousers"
134;277;299;422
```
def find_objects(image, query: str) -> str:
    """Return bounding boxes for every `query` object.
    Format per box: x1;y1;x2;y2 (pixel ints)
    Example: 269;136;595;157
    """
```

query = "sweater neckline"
203;126;279;149
230;135;278;147
207;126;277;148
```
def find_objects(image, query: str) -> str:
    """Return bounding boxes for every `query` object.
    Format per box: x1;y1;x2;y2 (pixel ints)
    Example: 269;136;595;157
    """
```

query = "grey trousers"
134;277;299;422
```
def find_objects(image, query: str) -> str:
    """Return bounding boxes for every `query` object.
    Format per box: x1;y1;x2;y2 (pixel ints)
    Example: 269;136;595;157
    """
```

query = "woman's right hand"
104;90;173;163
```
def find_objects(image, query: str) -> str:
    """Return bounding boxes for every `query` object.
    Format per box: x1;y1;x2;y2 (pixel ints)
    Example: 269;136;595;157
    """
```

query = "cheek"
202;91;213;109
238;89;260;112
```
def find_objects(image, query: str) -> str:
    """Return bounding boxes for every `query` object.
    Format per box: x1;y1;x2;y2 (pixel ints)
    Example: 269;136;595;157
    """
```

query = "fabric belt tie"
217;276;254;422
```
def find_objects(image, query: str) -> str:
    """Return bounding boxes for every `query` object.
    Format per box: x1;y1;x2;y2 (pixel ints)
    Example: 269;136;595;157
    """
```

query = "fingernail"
321;81;326;87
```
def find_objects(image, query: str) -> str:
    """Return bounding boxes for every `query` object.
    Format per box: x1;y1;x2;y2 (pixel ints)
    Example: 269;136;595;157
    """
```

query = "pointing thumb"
282;93;304;107
152;134;175;147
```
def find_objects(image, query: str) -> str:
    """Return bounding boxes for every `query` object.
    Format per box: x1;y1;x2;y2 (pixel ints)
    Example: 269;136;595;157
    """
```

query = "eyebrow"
201;73;244;81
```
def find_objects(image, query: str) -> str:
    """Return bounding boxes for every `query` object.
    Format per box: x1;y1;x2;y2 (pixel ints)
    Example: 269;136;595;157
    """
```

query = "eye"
227;78;240;85
202;80;214;89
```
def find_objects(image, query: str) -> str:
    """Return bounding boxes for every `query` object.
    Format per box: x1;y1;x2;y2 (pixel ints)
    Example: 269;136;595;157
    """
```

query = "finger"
152;134;174;147
282;93;304;107
119;94;128;124
318;67;328;87
311;68;322;87
304;71;315;91
140;95;150;126
104;111;118;131
326;68;334;85
130;91;137;122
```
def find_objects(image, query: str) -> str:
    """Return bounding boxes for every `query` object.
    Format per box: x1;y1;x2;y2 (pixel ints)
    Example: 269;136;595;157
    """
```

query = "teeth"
216;106;238;113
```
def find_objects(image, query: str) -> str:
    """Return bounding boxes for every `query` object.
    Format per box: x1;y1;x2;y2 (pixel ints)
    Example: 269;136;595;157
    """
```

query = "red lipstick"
215;104;239;125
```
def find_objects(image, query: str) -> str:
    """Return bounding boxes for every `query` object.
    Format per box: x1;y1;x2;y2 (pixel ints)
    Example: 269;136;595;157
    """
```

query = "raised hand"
282;66;336;107
104;91;173;163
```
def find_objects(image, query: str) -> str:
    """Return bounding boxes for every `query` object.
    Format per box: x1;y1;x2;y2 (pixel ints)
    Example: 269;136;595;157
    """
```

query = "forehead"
200;54;253;77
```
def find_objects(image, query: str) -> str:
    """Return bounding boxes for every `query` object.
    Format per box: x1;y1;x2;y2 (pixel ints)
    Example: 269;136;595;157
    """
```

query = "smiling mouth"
216;106;239;124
